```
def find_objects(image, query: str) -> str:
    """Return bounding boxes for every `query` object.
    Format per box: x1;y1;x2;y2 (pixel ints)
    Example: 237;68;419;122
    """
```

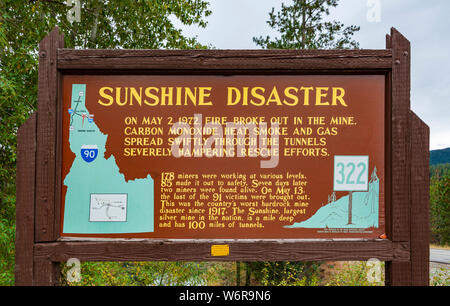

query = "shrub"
249;261;321;286
430;168;450;245
325;261;384;286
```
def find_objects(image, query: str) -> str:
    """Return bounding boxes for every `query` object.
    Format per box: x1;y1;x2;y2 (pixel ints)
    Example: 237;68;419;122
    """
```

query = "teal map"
286;168;379;230
63;84;154;234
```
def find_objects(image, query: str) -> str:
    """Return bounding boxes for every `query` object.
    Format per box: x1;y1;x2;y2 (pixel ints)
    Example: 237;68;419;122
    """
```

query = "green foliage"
253;0;360;49
1;0;211;50
430;163;450;179
60;261;211;286
430;148;450;166
0;221;15;285
249;261;321;286
325;261;384;286
430;265;450;286
206;262;237;286
430;167;450;245
124;262;209;286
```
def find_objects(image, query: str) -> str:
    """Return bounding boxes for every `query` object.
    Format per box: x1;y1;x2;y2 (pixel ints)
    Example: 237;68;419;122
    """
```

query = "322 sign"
333;156;369;192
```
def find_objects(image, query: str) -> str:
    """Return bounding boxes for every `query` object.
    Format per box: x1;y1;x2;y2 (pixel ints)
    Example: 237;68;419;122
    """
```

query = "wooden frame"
15;27;429;286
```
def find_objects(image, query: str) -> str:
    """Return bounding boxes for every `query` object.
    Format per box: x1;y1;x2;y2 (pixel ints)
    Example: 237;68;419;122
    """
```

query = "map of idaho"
62;84;154;234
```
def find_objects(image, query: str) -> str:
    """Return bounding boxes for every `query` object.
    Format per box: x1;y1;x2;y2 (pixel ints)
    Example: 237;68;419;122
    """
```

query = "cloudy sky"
174;0;450;150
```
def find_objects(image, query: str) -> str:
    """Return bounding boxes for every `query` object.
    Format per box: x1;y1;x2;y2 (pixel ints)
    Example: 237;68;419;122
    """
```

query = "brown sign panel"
60;74;385;239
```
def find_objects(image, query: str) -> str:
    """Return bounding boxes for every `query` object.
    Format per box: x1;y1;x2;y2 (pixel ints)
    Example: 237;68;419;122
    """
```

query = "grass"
5;258;447;286
430;263;450;286
323;261;449;286
321;261;385;286
430;244;450;250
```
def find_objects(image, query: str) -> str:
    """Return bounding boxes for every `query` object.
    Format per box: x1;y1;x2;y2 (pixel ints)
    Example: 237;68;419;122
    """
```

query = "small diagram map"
63;84;154;234
68;89;93;128
89;194;127;222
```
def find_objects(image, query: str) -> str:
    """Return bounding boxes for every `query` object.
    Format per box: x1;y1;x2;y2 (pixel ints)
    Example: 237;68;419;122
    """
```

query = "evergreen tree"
253;0;360;49
430;168;450;245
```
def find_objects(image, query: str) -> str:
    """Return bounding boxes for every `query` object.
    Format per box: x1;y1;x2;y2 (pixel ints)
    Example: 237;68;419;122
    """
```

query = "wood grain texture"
383;71;392;239
410;111;430;286
15;113;37;286
390;27;411;242
386;28;411;286
35;27;64;242
386;34;392;49
34;240;410;262
33;259;60;286
54;48;64;243
57;49;393;71
386;27;412;286
386;261;411;286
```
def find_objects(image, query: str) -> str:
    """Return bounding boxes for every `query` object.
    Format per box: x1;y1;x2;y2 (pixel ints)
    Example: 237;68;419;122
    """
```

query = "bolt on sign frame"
15;27;429;286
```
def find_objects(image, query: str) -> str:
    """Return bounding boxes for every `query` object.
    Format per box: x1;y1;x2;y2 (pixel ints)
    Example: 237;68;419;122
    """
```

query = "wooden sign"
15;27;430;286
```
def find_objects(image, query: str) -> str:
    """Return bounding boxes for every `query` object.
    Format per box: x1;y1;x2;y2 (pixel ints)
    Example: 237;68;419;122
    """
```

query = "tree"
0;0;211;210
253;0;360;49
430;168;450;245
0;0;211;285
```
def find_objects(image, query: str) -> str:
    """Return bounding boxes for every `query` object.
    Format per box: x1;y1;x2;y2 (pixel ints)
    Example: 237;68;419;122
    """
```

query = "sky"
173;0;450;150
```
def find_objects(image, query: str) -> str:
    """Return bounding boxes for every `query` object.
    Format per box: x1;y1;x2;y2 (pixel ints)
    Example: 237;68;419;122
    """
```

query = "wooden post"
15;114;37;286
35;27;64;242
385;27;412;286
409;111;430;286
16;27;64;286
33;259;60;286
385;28;429;286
